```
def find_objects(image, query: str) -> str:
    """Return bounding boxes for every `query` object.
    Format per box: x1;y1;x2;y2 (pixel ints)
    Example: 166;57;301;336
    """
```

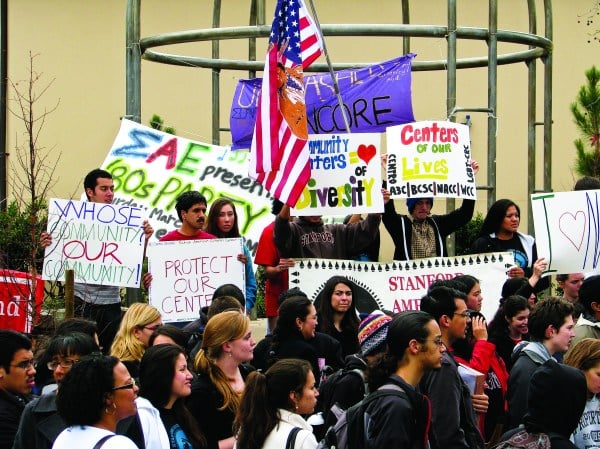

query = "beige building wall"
6;0;598;261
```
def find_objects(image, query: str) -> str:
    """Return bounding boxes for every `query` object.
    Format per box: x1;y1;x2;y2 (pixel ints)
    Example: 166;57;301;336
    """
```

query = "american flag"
249;0;323;206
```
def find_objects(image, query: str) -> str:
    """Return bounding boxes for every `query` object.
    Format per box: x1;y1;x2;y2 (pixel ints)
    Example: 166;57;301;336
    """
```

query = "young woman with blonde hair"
187;310;255;449
110;303;162;378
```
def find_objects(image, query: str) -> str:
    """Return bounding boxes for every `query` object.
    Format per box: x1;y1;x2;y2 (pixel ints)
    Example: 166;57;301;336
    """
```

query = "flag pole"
306;0;351;134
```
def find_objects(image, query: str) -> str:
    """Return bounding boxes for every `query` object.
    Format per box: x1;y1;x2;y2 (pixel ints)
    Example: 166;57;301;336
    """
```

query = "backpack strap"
285;427;302;449
92;434;116;449
346;383;409;449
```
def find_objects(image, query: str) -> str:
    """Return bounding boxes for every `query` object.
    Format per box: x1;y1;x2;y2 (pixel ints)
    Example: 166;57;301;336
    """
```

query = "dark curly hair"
56;354;116;426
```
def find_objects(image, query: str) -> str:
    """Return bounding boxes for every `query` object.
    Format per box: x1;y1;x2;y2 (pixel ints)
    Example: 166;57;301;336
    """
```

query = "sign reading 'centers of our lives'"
42;199;147;287
147;238;245;323
386;121;476;200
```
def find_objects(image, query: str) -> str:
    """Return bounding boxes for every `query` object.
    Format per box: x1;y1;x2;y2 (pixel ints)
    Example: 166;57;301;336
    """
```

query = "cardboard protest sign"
102;119;273;257
386;121;476;200
532;190;600;274
230;54;415;150
42;199;146;287
291;133;384;216
289;252;512;320
147;238;245;322
0;270;44;334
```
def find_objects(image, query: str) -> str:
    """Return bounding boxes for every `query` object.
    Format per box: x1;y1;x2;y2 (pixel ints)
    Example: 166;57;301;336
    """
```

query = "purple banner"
230;54;415;150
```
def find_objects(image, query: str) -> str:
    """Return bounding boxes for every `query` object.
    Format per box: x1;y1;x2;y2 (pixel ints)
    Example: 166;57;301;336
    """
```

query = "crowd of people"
1;168;599;449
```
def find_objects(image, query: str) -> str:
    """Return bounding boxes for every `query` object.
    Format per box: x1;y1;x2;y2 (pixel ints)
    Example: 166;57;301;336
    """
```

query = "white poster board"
147;238;245;322
292;133;384;216
532;190;600;275
102;119;273;258
289;252;513;320
42;198;146;287
386;121;476;200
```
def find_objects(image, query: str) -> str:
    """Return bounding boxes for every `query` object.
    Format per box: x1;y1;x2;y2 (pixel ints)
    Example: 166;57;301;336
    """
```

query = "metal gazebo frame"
125;0;553;235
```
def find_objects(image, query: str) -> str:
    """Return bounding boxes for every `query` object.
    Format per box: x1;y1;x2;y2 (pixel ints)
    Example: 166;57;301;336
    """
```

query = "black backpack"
318;366;367;423
317;384;408;449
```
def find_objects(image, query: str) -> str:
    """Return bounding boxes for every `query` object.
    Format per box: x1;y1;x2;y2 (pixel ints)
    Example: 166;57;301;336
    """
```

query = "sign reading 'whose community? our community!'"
42;198;147;288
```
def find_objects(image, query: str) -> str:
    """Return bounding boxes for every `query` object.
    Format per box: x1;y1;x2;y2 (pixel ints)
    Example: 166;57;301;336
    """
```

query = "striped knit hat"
358;311;392;356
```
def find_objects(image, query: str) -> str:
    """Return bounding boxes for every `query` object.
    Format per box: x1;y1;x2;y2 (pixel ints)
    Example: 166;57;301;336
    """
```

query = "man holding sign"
382;161;479;261
42;169;154;353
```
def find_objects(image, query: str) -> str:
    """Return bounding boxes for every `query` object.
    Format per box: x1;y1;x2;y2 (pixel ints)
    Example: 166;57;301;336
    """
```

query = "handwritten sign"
386;121;476;200
147;238;245;322
230;54;415;150
532;190;600;274
42;198;146;287
102;120;273;258
291;133;384;216
289;252;512;320
0;270;44;334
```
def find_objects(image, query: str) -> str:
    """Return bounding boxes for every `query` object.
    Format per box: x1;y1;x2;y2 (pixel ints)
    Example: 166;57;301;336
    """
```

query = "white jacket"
260;409;317;449
136;396;170;449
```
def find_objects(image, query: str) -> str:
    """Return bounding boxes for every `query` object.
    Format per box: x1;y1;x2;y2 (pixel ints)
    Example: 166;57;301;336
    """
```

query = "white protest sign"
102;119;273;257
42;198;146;287
289;252;512;320
532;190;600;275
386;121;476;200
147;238;245;322
292;133;384;216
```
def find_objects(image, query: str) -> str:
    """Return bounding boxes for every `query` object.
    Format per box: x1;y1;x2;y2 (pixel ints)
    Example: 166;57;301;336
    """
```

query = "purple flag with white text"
230;54;415;150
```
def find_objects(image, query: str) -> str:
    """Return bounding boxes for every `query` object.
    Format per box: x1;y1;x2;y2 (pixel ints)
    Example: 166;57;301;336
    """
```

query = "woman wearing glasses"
54;354;139;449
13;332;98;449
452;275;510;446
139;344;206;449
110;303;163;379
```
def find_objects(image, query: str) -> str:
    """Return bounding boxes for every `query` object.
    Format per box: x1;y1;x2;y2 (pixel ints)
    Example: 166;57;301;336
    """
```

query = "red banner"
0;270;44;333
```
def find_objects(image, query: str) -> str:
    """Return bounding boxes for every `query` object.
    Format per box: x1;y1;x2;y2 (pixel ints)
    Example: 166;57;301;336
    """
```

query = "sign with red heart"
293;133;384;215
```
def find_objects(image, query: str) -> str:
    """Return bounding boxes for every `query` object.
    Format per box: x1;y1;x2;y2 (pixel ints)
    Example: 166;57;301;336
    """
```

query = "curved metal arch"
139;25;552;72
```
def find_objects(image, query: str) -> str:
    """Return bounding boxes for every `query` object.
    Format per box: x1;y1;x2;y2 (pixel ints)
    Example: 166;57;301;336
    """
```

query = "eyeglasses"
418;338;446;348
112;378;136;391
11;359;35;370
144;324;162;332
453;311;471;319
47;358;78;371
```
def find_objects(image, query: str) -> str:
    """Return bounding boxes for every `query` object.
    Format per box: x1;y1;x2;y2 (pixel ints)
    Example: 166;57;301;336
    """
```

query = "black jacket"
253;332;343;380
362;374;431;449
500;359;587;449
419;351;484;449
12;393;63;449
0;389;33;449
382;199;474;260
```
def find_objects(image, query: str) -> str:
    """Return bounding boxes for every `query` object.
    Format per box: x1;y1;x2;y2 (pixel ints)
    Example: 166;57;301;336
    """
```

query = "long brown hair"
206;198;240;238
234;359;311;449
193;310;250;412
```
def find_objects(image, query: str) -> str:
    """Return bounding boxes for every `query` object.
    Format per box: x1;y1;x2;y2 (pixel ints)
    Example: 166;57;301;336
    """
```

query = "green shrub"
455;212;484;256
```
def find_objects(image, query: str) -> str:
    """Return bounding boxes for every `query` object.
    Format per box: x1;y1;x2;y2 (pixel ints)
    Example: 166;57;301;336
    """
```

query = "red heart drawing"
558;211;586;251
357;144;376;165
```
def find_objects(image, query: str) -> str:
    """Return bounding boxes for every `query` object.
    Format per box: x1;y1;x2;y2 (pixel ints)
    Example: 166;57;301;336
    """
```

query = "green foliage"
253;265;266;318
0;199;47;272
572;66;600;177
455;212;484;256
149;114;176;135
